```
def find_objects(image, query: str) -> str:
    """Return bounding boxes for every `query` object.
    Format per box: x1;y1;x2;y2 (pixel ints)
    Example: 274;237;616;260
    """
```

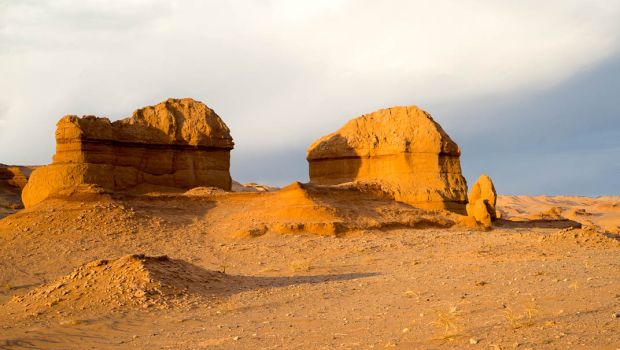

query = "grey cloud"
233;54;620;196
1;1;619;195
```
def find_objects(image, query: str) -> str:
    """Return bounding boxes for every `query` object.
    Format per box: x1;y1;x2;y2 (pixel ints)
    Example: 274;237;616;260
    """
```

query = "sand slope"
498;195;620;234
0;190;619;349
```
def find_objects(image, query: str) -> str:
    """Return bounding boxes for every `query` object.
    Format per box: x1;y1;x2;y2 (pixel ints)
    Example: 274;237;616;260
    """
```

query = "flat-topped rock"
23;98;234;207
54;98;233;150
307;106;467;213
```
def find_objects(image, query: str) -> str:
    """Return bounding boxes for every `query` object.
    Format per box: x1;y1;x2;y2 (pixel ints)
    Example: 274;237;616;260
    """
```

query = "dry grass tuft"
504;302;540;329
430;305;461;340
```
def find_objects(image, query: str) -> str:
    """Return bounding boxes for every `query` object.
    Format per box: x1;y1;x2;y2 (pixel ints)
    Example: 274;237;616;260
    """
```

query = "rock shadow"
494;218;582;229
156;257;380;299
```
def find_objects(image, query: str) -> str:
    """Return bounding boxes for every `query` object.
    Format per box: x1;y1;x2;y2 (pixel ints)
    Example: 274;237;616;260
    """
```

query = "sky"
1;0;619;195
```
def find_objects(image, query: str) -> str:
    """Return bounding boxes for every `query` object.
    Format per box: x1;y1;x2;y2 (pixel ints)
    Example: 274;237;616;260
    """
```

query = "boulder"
466;174;497;220
306;106;467;213
22;98;234;207
470;199;492;228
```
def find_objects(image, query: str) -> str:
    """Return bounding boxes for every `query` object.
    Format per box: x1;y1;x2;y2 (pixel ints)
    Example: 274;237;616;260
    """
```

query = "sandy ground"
0;190;619;349
498;195;620;234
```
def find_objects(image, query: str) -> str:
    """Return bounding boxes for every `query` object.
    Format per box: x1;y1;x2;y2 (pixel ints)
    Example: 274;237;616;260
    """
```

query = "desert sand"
1;100;619;349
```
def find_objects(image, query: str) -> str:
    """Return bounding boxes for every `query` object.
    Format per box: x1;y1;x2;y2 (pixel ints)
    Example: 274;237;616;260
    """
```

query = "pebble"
469;338;479;344
612;312;620;319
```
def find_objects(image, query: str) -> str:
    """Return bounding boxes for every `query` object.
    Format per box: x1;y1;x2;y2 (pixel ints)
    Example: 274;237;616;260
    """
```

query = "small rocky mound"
306;106;467;213
232;180;279;192
22;98;234;208
540;227;620;247
529;206;566;221
184;186;228;196
466;174;497;228
230;182;464;237
234;182;342;236
9;255;226;315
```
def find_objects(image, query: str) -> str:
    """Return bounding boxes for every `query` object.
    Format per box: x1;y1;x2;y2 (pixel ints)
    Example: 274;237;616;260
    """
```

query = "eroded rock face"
0;165;29;189
307;106;467;213
470;199;492;228
23;98;233;207
466;174;497;221
1;164;35;217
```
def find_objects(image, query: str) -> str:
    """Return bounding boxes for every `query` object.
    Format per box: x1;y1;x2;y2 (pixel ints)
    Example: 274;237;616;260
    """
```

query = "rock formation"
306;106;467;213
22;98;233;207
469;199;492;228
0;165;29;189
466;174;497;225
0;164;35;217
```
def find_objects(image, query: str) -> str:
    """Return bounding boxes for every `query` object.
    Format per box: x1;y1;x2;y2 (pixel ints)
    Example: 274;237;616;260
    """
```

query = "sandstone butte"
22;98;234;208
466;174;498;225
306;106;468;213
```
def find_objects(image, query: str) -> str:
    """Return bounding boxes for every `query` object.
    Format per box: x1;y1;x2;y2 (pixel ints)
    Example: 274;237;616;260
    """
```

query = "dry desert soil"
0;189;619;349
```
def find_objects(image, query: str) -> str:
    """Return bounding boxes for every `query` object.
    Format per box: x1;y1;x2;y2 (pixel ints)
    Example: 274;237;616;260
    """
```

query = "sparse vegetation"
430;305;462;340
504;302;540;329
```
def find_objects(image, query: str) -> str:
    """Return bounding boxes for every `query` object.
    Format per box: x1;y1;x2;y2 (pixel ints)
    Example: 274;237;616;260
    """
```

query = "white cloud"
1;0;619;165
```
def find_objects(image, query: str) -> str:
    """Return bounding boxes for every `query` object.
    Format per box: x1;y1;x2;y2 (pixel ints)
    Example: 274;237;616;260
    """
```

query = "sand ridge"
0;188;619;349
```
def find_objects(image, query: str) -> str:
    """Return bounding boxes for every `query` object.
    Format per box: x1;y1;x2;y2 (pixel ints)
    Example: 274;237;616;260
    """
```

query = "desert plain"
0;99;618;350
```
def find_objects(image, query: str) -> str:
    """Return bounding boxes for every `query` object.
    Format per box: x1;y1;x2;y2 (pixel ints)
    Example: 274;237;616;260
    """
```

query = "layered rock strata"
0;165;29;189
23;98;233;207
307;106;467;213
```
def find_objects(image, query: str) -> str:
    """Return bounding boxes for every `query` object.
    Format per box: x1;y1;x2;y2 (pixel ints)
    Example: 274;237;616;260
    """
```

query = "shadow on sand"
494;218;582;230
0;260;380;350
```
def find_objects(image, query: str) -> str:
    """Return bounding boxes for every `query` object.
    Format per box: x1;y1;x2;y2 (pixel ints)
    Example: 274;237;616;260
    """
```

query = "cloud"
1;1;619;193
